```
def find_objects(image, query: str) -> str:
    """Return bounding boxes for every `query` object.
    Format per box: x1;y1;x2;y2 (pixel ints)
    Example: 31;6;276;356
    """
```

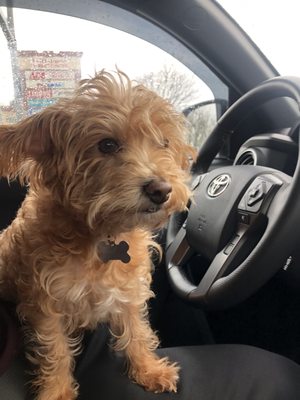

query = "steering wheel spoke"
166;224;198;298
189;220;264;302
166;225;193;267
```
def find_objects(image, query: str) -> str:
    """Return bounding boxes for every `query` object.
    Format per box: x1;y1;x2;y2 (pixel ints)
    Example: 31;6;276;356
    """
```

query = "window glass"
217;0;300;76
0;6;228;147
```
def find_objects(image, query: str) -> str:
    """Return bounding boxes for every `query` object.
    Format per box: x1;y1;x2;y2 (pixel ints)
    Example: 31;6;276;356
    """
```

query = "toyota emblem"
207;174;231;197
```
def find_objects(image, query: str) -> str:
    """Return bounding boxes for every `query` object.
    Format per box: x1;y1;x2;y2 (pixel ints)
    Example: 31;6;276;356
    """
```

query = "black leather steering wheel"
166;76;300;309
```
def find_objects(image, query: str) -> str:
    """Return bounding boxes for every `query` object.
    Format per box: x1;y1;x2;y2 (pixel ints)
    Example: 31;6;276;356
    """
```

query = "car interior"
1;0;300;399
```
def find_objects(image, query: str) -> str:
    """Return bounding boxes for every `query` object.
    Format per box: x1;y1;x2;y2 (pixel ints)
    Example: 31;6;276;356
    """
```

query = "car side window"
0;2;228;148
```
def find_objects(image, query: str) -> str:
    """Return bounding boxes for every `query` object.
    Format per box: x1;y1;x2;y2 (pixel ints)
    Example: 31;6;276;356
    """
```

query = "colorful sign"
18;51;82;115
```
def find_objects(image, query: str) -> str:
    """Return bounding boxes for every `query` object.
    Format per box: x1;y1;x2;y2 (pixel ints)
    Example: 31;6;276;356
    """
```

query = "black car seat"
1;317;300;400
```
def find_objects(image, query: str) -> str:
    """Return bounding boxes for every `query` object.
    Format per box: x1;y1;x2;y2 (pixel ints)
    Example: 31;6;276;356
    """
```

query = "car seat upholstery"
0;179;27;231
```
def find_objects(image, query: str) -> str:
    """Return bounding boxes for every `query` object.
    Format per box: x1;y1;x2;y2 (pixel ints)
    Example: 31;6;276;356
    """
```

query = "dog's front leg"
110;305;179;393
23;311;79;400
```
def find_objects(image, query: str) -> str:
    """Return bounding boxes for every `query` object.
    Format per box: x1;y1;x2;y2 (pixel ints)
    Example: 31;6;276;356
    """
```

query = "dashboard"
234;132;298;176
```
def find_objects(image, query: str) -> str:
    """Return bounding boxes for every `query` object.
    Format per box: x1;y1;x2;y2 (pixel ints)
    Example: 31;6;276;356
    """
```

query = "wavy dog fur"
0;70;195;399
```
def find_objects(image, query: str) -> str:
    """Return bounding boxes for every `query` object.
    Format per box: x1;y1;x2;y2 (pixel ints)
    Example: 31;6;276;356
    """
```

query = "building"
0;50;82;122
0;105;16;124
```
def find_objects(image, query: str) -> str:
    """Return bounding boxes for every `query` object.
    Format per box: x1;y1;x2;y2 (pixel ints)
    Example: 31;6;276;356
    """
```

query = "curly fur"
0;70;195;399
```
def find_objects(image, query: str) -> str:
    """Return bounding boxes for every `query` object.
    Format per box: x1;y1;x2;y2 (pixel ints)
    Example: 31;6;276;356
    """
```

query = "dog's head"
0;71;195;236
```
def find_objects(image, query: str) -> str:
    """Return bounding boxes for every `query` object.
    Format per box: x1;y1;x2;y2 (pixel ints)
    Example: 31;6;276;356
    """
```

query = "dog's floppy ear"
0;108;69;181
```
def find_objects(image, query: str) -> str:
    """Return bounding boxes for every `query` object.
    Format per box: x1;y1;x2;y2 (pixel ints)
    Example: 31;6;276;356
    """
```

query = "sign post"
0;3;24;120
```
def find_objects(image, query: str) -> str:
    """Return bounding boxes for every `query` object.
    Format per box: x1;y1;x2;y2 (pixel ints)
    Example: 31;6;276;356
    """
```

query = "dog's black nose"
143;179;172;204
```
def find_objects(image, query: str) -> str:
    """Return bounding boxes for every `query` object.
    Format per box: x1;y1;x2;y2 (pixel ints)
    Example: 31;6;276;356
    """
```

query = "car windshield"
218;0;300;76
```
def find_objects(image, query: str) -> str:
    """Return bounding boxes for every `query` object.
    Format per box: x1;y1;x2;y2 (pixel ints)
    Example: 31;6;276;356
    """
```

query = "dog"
0;70;194;399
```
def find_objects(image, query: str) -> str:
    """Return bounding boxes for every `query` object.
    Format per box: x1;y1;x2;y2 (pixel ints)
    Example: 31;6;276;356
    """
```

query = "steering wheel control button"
207;174;231;197
238;212;250;225
238;178;273;213
224;243;235;255
224;234;240;255
247;183;266;206
249;186;261;199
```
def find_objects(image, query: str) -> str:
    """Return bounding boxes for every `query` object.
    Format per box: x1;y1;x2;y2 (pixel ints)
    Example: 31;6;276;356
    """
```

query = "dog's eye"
163;139;169;148
98;138;120;154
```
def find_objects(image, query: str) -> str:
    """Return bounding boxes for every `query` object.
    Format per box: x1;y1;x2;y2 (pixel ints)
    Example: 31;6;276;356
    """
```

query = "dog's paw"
36;386;77;400
56;391;77;400
131;357;180;393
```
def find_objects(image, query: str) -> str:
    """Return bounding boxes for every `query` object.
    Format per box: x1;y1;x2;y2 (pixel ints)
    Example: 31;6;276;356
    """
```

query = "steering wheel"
166;76;300;309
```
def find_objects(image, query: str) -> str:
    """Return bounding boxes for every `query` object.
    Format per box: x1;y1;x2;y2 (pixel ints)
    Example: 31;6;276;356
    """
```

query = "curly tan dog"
0;71;194;400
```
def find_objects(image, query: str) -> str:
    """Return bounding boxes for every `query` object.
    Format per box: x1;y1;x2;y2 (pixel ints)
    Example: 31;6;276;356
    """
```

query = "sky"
218;0;300;76
1;1;300;105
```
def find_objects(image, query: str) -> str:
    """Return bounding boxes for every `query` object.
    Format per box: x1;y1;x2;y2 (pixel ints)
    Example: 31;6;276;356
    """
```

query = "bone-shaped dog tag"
97;240;131;263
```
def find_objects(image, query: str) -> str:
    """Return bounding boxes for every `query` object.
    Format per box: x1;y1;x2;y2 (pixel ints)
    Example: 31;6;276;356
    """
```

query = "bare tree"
137;65;200;111
185;106;216;148
137;65;216;147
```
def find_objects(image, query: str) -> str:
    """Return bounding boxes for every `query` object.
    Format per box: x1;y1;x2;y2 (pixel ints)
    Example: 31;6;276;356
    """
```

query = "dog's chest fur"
52;254;151;329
